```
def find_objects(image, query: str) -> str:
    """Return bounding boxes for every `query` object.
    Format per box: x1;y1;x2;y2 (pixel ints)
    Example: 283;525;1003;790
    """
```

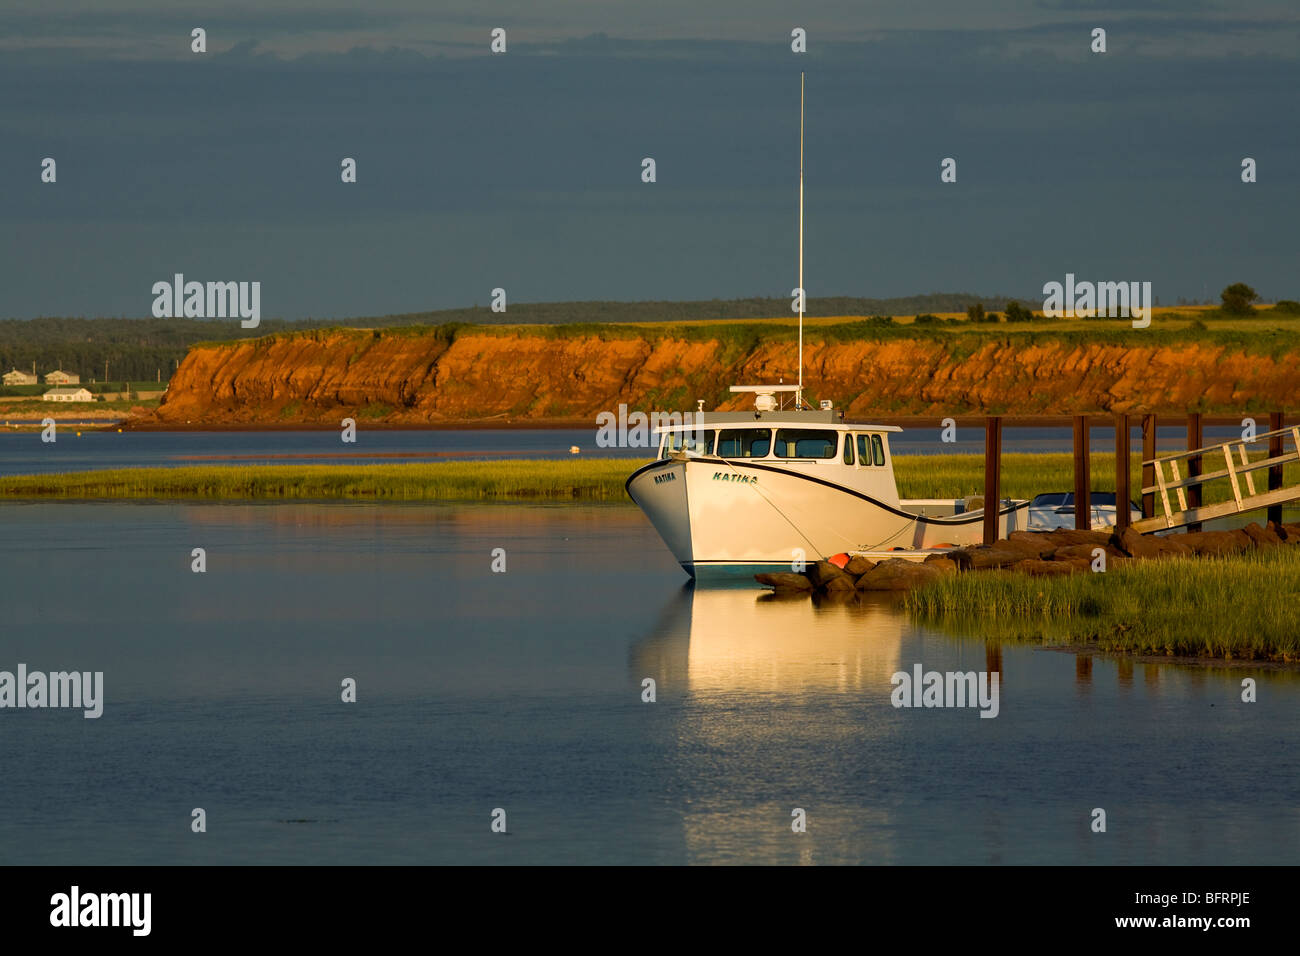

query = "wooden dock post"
1114;414;1131;532
985;642;1002;680
1269;411;1285;525
1187;413;1203;532
1073;415;1091;530
1141;414;1156;519
983;416;1002;545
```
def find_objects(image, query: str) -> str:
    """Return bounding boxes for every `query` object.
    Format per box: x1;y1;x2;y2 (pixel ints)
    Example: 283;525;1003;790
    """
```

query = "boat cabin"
655;408;905;509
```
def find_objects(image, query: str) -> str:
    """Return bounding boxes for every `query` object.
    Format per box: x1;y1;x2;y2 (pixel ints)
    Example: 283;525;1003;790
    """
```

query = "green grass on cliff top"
191;307;1300;359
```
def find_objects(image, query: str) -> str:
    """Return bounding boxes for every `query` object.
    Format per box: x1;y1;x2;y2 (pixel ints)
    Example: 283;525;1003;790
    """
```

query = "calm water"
0;428;640;476
1;501;1295;864
0;424;1249;476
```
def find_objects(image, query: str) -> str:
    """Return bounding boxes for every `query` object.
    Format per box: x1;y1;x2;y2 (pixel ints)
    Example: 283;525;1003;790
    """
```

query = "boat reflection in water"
626;583;1297;865
633;586;912;697
629;585;964;864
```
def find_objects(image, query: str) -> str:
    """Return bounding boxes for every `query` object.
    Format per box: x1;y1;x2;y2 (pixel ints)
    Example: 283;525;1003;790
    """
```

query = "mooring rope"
711;454;824;557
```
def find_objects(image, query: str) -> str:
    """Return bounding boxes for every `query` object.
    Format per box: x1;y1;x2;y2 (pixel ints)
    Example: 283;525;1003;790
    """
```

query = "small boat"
1026;492;1141;531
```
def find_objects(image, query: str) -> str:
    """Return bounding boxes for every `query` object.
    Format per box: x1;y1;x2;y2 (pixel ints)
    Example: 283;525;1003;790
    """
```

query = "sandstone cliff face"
147;327;1300;425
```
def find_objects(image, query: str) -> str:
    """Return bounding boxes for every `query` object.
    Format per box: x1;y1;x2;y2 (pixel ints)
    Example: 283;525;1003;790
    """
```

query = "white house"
3;369;37;386
43;387;94;403
44;370;80;385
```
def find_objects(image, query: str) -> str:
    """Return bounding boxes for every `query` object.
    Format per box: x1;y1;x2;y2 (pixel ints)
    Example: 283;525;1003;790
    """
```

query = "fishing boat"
625;388;1030;579
626;74;1029;579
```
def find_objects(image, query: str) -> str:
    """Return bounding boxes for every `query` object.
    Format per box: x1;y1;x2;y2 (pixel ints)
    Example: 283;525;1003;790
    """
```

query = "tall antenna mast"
797;72;805;411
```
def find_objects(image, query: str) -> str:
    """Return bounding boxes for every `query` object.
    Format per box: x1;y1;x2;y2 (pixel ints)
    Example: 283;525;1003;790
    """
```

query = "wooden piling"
983;416;1002;546
985;642;1002;679
1141;414;1156;519
1114;414;1131;532
1187;413;1203;532
1269;411;1285;525
1073;415;1090;530
1075;655;1093;684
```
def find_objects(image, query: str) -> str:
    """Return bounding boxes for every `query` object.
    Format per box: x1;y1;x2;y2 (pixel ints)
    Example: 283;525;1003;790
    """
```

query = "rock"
1003;532;1058;558
1007;530;1051;544
965;547;1027;570
921;557;959;574
945;549;975;571
1117;527;1192;559
844;555;877;577
1046;528;1115;547
821;573;858;591
1054;543;1126;563
1013;559;1080;576
1180;530;1251;556
1243;522;1283;548
806;560;852;588
755;572;813;591
855;558;945;591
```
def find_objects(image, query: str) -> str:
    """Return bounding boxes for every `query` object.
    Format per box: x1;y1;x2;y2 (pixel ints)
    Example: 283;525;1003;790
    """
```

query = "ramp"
1131;424;1300;532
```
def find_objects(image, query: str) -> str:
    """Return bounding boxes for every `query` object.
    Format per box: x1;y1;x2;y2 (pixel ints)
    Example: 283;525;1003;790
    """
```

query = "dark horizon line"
6;289;1252;325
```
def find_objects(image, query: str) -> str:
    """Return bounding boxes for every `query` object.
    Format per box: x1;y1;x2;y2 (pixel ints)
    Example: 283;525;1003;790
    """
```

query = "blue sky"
2;1;1297;318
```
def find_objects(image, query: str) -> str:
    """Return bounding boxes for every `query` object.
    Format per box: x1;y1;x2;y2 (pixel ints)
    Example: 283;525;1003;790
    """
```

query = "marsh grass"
893;454;1137;499
904;548;1300;661
0;460;643;501
894;452;1300;503
5;452;1298;506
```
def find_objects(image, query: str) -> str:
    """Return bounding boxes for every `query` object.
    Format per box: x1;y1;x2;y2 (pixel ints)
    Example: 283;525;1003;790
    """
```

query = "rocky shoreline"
756;521;1300;595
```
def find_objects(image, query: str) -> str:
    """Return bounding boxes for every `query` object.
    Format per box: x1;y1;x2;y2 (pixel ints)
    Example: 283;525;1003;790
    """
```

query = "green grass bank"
2;452;1297;502
904;547;1300;662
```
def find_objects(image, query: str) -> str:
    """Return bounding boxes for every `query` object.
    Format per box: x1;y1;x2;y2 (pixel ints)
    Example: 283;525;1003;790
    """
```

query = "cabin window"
717;428;772;458
663;429;715;456
842;433;855;465
855;434;887;466
774;429;836;459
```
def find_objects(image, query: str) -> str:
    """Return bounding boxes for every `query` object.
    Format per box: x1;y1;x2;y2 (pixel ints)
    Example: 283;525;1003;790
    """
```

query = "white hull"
627;456;1027;578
